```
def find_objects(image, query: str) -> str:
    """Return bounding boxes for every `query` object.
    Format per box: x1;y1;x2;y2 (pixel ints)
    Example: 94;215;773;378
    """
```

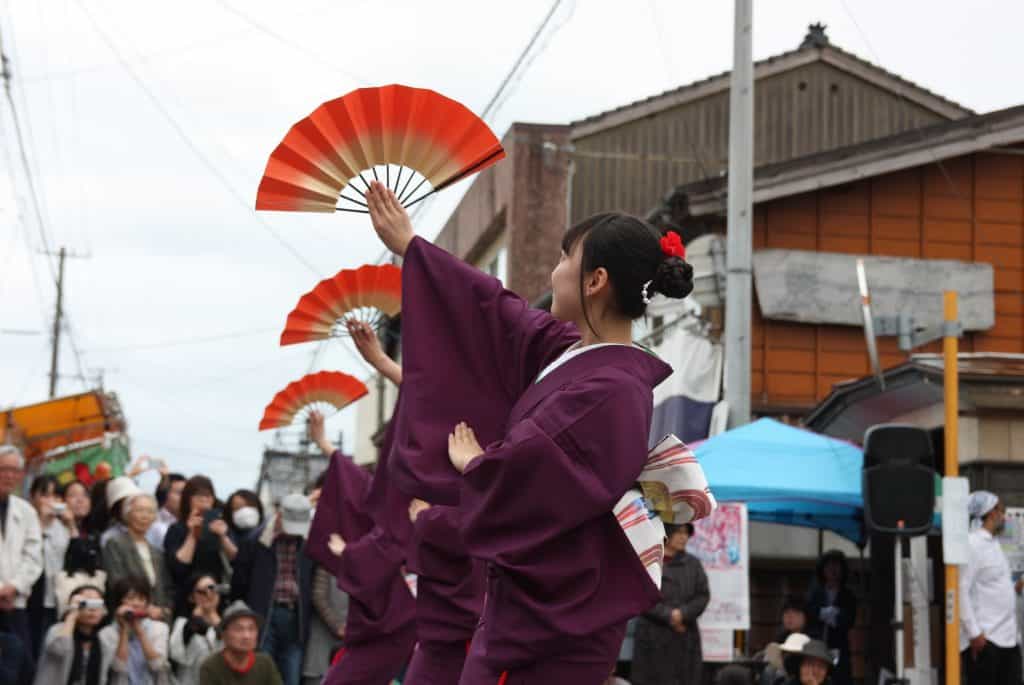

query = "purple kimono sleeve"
334;527;406;609
361;401;412;548
306;451;375;572
458;377;652;563
391;236;578;505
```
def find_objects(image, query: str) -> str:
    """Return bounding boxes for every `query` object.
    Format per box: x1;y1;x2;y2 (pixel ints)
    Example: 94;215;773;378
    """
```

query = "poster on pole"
690;502;750;630
998;507;1024;581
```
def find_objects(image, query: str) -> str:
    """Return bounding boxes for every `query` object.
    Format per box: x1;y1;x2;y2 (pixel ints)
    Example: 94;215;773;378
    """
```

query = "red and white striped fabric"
613;434;717;589
614;489;666;588
641;433;717;524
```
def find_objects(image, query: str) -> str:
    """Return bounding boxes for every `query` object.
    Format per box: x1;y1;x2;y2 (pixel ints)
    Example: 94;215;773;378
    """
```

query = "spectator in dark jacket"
163;476;236;617
230;493;313;685
631;523;710;685
805;550;855;685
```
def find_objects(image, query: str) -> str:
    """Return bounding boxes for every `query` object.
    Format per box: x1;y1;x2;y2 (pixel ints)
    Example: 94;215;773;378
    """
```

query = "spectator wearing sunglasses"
169;573;224;685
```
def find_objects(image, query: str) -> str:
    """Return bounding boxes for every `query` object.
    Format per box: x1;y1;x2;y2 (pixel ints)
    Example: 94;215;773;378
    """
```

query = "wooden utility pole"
48;247;67;398
41;246;86;397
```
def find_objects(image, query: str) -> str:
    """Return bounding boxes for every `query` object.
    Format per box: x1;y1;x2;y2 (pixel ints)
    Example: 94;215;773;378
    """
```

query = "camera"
122;610;139;622
77;598;104;610
53;503;67;515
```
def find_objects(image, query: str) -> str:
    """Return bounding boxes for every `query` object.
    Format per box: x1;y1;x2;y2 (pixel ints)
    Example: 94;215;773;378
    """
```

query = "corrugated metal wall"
570;62;947;223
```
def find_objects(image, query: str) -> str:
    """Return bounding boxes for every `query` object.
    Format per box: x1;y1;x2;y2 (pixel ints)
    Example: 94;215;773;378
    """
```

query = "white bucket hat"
106;476;143;511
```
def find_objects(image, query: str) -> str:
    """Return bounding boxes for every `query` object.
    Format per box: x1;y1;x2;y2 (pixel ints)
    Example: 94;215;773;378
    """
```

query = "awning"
695;418;865;543
0;391;126;462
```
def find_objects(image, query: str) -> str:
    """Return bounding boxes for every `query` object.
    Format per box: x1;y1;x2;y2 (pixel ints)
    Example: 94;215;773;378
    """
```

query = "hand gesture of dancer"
347;319;402;386
366;181;414;257
448;422;484;474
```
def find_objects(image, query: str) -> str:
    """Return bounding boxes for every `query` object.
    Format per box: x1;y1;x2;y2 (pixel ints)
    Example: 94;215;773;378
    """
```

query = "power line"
836;1;966;199
76;0;323;278
89;326;279;352
214;0;369;86
0;23;56;282
480;0;565;121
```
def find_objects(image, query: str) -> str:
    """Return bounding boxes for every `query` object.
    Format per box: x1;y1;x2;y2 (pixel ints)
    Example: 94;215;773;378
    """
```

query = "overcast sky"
1;0;1021;495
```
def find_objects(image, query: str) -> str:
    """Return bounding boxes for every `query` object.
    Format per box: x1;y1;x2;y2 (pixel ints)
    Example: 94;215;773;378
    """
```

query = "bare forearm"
374;356;402;386
220;535;238;561
316;438;337;457
175;536;197;564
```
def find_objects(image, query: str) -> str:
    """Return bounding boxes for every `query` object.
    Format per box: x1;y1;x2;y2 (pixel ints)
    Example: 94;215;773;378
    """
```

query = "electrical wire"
837;0;967;199
76;0;323;278
214;0;369;86
88;326;279;352
480;0;565;121
0;23;56;282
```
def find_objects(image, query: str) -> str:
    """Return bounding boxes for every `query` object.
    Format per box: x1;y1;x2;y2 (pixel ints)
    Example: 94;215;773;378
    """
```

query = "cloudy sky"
1;0;1021;494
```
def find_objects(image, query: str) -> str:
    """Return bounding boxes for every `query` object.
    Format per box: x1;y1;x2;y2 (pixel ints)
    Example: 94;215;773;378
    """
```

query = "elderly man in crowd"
960;490;1022;685
0;445;43;663
200;601;282;685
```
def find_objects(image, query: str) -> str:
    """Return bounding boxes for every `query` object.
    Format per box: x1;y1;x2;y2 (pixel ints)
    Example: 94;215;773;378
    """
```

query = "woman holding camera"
163;476;236;617
33;585;112;685
98;575;171;685
28;475;76;658
169;573;224;685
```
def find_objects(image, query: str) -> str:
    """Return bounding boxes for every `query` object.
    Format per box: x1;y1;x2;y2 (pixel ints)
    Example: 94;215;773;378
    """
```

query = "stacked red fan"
254;84;504;433
280;264;401;346
255;84;505;214
258;371;368;431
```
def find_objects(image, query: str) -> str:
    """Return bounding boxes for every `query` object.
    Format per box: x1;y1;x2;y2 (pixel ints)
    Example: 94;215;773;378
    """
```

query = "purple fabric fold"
390;236;577;505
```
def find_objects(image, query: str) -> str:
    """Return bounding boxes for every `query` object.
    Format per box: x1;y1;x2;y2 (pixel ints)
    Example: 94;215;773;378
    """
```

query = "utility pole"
48;247;67;398
41;246;86;398
724;0;754;426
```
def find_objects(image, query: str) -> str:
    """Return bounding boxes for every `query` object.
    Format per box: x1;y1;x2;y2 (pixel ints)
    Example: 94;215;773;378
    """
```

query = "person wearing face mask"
225;490;265;548
33;585;113;685
169;573;224;685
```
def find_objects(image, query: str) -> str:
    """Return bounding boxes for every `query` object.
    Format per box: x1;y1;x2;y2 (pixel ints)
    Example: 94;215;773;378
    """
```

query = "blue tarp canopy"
693;418;865;544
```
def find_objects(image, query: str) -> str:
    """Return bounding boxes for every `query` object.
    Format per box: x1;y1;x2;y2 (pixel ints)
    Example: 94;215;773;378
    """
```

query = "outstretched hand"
448;422;484;474
366;181;415;256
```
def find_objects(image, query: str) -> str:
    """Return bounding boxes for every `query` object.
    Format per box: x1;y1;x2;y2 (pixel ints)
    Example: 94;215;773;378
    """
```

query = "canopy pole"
943;291;961;685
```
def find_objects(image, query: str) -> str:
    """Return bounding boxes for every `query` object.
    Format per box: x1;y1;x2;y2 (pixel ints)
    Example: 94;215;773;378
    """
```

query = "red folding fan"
280;263;401;346
255;84;505;214
258;371;368;431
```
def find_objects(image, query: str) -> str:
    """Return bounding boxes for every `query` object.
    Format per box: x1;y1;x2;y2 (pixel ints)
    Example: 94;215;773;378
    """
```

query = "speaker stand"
888;534;910;685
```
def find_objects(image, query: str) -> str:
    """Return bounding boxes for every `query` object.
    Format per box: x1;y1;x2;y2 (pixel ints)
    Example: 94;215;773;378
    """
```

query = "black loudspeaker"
862;424;936;536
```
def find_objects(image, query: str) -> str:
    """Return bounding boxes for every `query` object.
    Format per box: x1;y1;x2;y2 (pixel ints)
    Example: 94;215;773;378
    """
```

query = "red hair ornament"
660;231;686;259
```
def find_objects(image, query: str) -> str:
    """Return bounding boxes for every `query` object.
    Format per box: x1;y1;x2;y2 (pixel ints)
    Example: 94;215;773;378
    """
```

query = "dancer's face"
550;241;584;323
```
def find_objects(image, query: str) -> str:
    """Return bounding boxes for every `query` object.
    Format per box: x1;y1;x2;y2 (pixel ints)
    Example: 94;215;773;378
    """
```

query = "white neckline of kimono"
534;341;635;384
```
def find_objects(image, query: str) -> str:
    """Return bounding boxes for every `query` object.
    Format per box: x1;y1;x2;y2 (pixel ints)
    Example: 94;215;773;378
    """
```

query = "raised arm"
347;320;401;386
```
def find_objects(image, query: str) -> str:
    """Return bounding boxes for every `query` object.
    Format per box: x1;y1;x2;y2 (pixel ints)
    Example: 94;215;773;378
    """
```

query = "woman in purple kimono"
306;406;416;685
365;181;694;684
347;321;486;685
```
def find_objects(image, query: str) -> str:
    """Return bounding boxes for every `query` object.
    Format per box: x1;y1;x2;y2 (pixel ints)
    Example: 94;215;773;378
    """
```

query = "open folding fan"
258;371;368;431
280;263;401;346
255;84;505;214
